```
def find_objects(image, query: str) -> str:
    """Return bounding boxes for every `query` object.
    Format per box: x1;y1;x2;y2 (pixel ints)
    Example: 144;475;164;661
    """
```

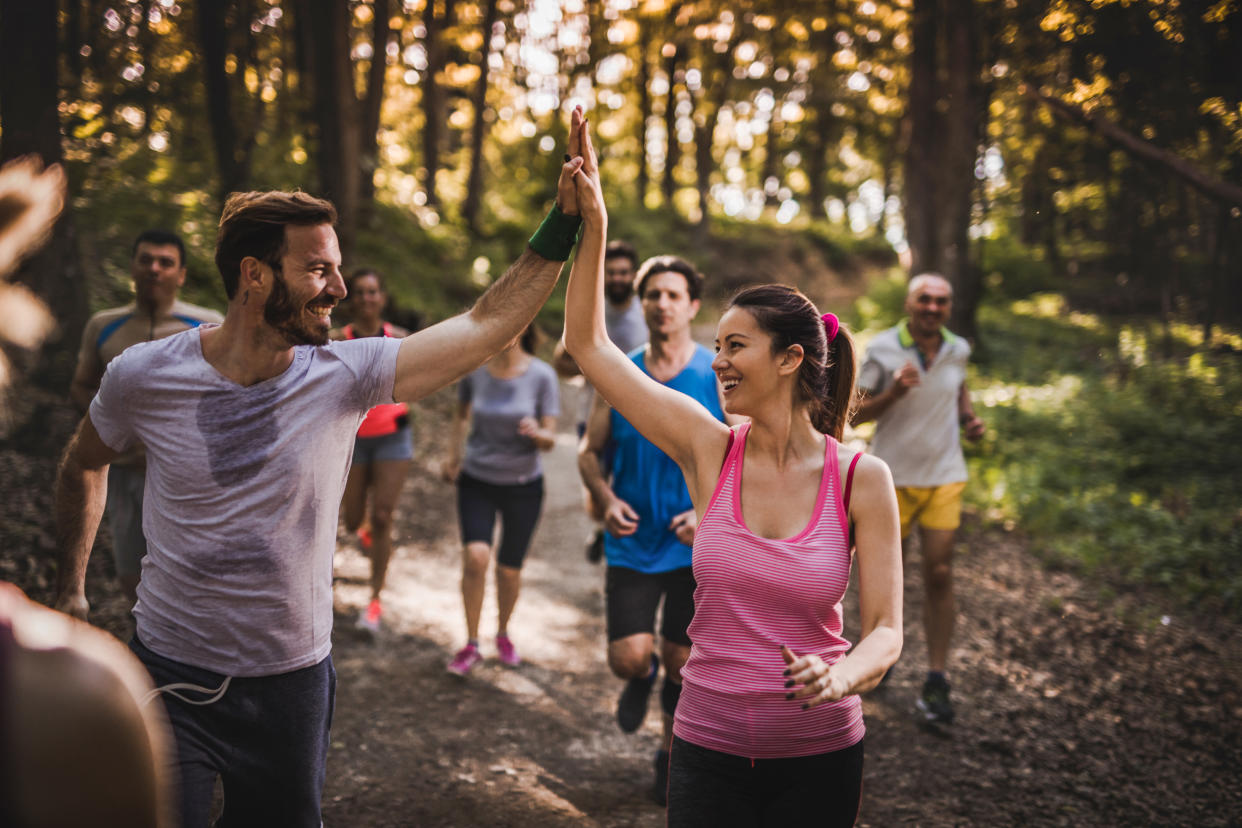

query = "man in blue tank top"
577;255;729;805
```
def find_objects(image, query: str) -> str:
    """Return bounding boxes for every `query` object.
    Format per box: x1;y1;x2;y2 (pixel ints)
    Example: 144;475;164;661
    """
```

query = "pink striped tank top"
674;422;864;758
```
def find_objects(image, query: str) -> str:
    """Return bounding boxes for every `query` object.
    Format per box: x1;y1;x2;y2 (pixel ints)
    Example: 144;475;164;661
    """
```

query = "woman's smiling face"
713;306;784;416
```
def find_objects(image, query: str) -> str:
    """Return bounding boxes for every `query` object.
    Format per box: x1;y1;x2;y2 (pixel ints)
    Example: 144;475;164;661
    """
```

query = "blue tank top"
606;344;725;573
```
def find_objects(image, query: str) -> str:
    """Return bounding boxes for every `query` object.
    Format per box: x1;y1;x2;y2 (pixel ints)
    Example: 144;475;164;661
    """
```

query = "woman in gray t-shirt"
440;324;560;675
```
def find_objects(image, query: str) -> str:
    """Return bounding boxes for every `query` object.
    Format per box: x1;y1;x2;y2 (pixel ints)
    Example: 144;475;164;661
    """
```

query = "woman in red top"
563;122;903;825
331;269;413;633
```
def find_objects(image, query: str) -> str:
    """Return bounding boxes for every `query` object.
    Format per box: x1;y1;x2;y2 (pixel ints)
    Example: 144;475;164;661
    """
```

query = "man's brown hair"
214;191;337;299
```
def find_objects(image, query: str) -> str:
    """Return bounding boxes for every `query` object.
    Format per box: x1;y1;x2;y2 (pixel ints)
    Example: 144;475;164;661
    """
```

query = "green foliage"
955;292;1242;616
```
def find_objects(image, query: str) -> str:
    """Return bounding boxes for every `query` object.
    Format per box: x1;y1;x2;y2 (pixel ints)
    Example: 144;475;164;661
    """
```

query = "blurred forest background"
1;0;1240;616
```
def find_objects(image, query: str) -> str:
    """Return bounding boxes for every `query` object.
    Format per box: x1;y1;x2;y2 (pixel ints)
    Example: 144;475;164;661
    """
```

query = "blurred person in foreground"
0;156;173;827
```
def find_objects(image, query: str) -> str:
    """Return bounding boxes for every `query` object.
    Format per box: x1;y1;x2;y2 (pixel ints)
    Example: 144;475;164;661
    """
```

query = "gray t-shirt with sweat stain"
90;326;403;677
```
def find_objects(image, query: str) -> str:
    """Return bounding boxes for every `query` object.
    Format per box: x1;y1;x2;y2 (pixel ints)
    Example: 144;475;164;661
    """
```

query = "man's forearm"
53;452;108;598
577;449;615;509
469;249;564;349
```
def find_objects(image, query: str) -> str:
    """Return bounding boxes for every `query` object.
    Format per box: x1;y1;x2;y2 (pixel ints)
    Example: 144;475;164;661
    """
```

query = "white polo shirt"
858;321;971;488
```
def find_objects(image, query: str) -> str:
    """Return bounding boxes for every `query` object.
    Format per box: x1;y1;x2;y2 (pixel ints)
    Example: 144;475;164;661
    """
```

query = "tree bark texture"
661;43;681;207
360;0;393;205
422;0;455;209
303;0;361;260
903;0;984;339
0;0;87;377
197;0;252;200
462;0;499;232
635;18;652;206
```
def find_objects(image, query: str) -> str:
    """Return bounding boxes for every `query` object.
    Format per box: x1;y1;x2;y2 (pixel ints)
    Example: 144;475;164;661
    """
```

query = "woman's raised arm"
560;124;729;500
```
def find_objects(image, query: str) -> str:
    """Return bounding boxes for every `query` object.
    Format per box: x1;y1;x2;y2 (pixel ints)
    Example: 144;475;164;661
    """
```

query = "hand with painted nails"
781;645;850;710
570;117;605;227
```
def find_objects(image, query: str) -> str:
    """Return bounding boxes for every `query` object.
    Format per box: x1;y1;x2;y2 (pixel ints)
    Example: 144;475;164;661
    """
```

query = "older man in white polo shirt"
853;272;985;726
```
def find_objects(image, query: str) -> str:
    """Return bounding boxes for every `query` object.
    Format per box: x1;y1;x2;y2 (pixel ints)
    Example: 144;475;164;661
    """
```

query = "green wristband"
528;203;583;261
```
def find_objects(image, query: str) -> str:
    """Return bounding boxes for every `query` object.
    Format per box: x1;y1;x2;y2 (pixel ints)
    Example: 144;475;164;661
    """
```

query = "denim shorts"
352;425;413;465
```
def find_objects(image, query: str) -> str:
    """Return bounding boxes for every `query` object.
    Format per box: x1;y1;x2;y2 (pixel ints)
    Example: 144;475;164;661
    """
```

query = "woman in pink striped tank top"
562;124;903;826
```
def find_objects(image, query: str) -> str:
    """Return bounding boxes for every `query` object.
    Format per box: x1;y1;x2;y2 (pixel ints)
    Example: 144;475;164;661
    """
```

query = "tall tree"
302;0;361;260
904;0;985;337
421;0;456;209
197;0;254;200
634;15;653;206
0;0;87;374
360;0;394;206
463;0;500;232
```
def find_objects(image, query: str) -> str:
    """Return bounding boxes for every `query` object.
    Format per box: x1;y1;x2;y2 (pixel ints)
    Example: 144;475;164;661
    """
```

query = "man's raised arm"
393;110;589;404
53;416;119;620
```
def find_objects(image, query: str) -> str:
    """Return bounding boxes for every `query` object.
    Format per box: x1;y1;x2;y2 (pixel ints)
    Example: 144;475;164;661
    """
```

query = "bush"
959;294;1242;616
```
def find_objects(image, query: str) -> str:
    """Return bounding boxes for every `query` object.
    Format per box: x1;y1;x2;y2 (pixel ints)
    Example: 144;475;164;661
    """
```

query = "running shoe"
356;598;382;633
650;748;670;807
617;655;658;733
357;526;373;550
447;643;482;676
916;673;955;724
585;528;604;564
496;633;521;667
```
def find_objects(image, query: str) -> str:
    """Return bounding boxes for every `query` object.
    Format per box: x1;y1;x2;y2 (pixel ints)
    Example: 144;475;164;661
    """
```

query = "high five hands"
556;106;604;226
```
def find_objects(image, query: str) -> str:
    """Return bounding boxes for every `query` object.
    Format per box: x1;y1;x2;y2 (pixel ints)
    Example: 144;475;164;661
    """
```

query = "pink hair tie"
821;312;839;342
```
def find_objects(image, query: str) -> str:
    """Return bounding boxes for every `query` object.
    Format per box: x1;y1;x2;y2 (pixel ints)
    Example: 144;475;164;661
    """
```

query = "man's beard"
605;281;632;305
264;273;330;346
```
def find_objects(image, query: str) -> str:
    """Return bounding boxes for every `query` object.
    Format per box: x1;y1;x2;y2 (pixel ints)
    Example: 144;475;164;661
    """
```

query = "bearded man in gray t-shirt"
53;110;597;827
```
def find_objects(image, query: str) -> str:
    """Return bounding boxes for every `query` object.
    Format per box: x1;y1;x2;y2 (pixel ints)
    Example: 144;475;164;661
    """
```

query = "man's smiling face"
262;224;345;347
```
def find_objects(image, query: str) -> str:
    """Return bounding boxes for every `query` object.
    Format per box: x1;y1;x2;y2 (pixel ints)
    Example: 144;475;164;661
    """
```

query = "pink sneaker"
356;599;382;633
447;643;482;676
496;634;521;667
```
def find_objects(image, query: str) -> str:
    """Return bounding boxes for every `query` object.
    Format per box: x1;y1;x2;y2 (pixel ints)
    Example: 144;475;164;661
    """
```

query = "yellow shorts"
895;482;966;537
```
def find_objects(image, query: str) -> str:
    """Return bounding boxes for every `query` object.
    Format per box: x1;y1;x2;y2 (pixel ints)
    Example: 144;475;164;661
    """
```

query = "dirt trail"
4;377;1240;826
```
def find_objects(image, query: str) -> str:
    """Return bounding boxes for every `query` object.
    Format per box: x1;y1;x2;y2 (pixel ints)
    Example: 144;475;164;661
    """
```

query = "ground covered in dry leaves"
3;382;1240;827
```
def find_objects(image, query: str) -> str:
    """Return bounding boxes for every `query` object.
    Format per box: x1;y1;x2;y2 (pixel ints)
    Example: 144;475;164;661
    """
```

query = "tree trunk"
635;19;652;206
694;30;743;235
360;0;392;207
761;109;779;207
904;0;983;339
462;0;499;232
197;0;251;200
661;42;680;207
904;0;938;277
304;0;361;260
422;0;453;209
942;0;983;338
0;0;87;382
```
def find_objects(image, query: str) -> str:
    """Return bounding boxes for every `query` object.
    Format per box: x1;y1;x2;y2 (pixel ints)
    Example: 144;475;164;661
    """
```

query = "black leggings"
456;472;544;569
667;736;864;828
